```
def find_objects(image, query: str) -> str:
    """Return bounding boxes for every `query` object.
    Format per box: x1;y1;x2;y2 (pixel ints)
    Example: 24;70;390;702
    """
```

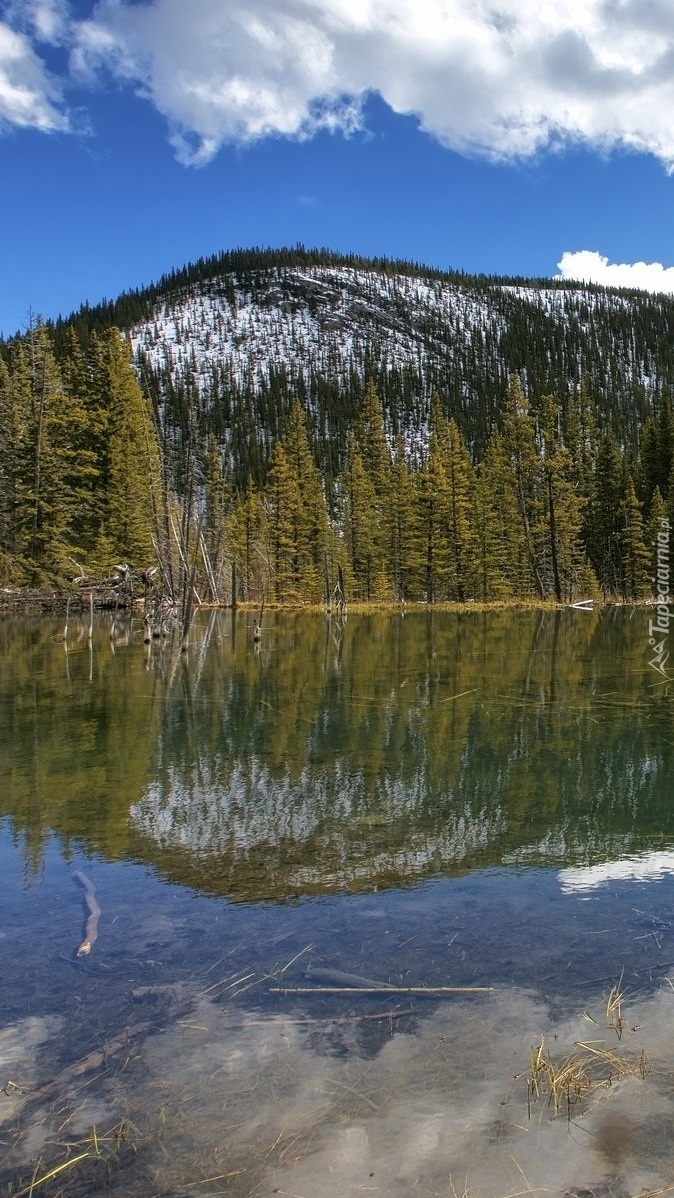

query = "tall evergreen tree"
415;433;450;603
344;438;382;600
440;416;476;601
228;479;266;600
537;393;594;603
501;376;544;597
620;475;651;599
0;354;19;579
91;328;161;568
264;440;304;602
586;432;624;597
353;380;393;594
478;432;530;597
10;320;79;579
388;434;417;601
281;401;330;600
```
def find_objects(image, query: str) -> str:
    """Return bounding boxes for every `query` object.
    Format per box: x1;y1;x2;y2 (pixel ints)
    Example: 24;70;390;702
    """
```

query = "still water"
1;606;674;1196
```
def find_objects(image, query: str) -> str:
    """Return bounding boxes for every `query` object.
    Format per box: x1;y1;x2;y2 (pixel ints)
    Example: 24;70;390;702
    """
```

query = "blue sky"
3;0;674;338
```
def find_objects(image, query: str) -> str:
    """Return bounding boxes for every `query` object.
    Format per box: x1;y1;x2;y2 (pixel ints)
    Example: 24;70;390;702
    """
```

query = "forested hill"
2;246;674;604
50;245;674;480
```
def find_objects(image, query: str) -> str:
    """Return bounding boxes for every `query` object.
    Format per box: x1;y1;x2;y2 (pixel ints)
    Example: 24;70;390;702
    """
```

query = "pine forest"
2;246;674;607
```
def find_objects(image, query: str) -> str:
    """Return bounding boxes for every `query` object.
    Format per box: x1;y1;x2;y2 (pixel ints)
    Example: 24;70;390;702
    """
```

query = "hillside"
52;247;674;482
2;246;673;604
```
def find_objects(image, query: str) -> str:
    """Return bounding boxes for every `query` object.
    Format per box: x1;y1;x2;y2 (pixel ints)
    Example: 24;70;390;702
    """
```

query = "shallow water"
1;606;674;1195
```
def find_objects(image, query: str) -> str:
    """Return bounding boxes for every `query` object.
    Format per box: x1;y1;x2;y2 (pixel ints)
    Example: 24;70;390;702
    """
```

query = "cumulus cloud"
557;249;674;294
0;19;68;131
66;0;674;165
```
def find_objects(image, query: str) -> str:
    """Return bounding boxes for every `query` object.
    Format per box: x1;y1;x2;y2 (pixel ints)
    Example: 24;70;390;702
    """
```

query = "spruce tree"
538;393;594;603
415;435;450;603
91;328;161;568
227;479;266;600
441;417;476;601
265;441;304;602
586;432;624;597
281;401;330;600
620;475;651;599
0;354;19;579
344;438;381;600
10;320;76;580
472;462;513;601
353;380;392;595
388;434;417;601
501;378;544;596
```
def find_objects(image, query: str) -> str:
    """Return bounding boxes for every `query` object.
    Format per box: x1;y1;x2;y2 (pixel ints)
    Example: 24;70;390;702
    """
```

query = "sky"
3;0;674;338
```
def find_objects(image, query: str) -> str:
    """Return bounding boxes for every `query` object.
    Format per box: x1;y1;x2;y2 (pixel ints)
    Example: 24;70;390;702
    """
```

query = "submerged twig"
271;984;494;995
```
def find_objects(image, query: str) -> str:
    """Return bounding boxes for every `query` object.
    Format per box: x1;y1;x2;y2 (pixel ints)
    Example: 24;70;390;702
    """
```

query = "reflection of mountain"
2;609;674;898
124;608;674;900
130;761;509;896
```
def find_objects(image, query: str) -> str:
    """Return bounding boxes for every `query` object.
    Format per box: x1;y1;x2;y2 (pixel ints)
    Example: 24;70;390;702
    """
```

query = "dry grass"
525;983;651;1122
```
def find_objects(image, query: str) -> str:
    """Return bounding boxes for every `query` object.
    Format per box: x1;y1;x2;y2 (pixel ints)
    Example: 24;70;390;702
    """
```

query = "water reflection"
1;607;673;897
5;973;674;1197
4;608;674;1194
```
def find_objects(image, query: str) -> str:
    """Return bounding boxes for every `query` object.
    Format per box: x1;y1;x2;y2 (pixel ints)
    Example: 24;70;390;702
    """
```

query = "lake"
1;606;674;1197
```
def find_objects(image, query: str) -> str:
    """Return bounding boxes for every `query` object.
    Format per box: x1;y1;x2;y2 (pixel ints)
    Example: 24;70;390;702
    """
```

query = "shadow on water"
1;608;674;1193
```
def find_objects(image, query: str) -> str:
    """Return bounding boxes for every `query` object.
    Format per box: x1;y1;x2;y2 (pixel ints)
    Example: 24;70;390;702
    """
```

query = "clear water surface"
1;607;674;1197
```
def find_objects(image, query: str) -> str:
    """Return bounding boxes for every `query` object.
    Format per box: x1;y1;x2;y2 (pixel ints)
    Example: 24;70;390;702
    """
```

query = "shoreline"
0;588;652;616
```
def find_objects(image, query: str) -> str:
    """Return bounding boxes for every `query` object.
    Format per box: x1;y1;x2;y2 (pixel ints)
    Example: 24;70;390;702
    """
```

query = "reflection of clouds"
560;849;674;893
119;986;674;1195
0;1015;64;1127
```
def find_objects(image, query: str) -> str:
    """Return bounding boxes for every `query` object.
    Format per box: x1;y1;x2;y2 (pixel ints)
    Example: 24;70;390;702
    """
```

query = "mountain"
3;246;674;602
52;246;674;485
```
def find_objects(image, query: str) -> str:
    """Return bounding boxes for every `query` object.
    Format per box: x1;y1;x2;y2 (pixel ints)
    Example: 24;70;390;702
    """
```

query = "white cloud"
67;0;674;165
557;249;674;294
5;0;70;45
0;19;68;131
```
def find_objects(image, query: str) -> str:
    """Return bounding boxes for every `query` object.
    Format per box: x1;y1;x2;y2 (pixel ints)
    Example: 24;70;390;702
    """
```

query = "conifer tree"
646;485;668;601
538;393;593;603
657;393;674;499
91;328;161;568
353;380;393;594
586;432;624;596
0;355;19;578
478;432;530;597
55;326;102;557
228;479;266;600
564;376;597;494
388;434;417;601
415;434;450;603
472;462;513;601
638;416;660;511
265;441;303;602
501;377;544;596
10;320;78;579
441;417;476;600
281;401;330;600
620;475;651;599
344;438;381;600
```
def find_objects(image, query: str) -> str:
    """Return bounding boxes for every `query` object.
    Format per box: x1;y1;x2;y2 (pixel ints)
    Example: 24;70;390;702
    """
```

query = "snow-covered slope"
130;265;647;396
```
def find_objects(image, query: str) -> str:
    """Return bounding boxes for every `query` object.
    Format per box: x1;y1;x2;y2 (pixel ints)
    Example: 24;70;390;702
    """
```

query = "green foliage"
0;322;163;584
0;259;670;602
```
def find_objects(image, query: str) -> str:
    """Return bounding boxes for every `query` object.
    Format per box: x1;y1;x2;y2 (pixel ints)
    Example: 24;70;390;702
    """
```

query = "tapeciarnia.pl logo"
649;517;671;678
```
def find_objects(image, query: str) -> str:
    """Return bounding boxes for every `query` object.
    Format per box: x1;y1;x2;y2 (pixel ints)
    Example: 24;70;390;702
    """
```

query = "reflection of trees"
0;614;163;872
1;609;673;896
131;608;674;897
